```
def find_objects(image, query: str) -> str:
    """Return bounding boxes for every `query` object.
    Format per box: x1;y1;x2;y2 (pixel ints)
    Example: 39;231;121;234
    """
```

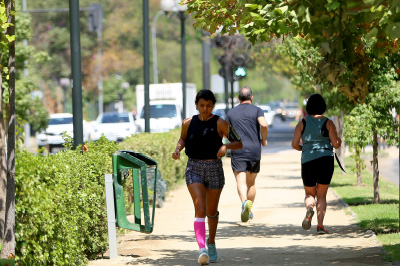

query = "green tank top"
301;116;333;164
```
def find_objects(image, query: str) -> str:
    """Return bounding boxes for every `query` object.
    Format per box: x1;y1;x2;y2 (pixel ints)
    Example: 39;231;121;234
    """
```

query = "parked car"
285;101;301;119
269;101;287;121
258;105;275;127
135;100;182;133
213;103;227;119
91;112;138;142
36;113;90;152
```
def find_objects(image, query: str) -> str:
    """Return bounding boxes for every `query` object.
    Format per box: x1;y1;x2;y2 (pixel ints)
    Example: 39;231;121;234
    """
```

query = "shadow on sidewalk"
129;245;383;265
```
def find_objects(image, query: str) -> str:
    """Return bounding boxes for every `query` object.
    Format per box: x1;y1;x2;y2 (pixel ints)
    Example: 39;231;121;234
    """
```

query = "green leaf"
386;22;400;39
365;27;378;40
305;8;311;23
325;1;340;11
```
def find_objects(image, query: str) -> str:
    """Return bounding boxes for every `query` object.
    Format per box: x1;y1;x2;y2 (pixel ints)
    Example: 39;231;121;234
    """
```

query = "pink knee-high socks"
194;217;206;249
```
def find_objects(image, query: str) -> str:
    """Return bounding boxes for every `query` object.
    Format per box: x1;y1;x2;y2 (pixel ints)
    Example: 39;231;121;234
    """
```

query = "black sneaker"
317;225;329;234
302;209;314;230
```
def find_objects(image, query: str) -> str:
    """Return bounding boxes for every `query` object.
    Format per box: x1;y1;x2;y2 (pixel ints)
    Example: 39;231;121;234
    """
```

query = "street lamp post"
152;10;164;84
160;0;188;118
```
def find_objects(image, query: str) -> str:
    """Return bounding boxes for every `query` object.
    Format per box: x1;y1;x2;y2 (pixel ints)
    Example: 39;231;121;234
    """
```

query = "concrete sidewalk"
89;150;388;266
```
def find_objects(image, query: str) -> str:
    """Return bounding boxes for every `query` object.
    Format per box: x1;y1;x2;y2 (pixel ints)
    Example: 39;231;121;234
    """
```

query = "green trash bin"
112;150;157;233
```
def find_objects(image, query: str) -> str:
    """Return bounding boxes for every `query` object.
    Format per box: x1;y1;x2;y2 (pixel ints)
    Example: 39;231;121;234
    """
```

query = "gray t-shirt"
226;103;264;161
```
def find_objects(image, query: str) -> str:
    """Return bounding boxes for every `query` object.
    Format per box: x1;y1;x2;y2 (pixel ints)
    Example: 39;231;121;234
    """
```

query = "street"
263;117;295;154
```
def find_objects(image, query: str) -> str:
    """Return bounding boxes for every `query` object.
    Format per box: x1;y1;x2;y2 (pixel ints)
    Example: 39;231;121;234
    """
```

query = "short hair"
238;86;252;101
195;89;216;105
306;94;326;115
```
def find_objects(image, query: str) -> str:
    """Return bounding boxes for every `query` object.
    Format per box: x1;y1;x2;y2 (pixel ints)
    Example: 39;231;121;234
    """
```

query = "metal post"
152;10;163;84
105;174;118;259
96;6;103;115
143;0;150;132
230;76;234;109
180;12;187;119
202;29;210;90
69;0;84;148
223;56;229;115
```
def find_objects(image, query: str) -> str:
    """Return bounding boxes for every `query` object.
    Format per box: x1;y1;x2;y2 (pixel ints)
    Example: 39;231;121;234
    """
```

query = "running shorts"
231;160;260;173
301;156;334;187
186;158;225;189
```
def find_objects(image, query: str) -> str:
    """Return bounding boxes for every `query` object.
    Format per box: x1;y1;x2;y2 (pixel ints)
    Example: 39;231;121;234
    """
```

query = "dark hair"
306;94;326;115
238;86;252;101
195;89;216;104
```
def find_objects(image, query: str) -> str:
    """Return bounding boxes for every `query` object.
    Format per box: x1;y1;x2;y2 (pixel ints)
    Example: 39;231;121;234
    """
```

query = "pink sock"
194;217;206;249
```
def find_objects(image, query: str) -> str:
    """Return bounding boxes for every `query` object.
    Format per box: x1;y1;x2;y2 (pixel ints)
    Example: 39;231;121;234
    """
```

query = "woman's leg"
205;188;223;244
316;184;330;226
304;185;316;210
188;183;207;250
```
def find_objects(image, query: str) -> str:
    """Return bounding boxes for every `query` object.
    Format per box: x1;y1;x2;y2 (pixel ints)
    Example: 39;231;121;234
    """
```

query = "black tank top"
185;115;222;160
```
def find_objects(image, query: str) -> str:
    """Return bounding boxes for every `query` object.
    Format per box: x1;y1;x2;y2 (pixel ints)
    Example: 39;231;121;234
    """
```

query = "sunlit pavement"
88;138;387;266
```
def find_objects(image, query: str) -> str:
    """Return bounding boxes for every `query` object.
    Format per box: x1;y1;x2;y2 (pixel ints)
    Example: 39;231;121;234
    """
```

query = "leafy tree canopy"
185;0;400;102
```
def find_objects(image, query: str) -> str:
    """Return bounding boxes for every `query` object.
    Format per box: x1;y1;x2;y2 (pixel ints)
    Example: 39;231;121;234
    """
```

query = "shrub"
119;128;188;188
15;137;119;265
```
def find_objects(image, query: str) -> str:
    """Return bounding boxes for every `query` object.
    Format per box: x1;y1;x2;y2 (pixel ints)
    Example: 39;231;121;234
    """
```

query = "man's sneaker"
241;200;253;222
206;238;218;263
198;249;209;265
248;212;254;223
302;208;314;230
317;225;330;234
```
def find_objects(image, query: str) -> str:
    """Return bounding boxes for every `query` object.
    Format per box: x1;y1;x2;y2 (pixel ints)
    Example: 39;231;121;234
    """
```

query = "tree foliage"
185;0;400;102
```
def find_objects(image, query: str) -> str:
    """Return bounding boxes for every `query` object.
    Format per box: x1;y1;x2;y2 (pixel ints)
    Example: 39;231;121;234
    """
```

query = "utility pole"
69;0;84;148
143;0;150;132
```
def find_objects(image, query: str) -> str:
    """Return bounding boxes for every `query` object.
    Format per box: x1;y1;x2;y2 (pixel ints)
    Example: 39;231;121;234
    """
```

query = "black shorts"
301;156;334;187
231;160;260;173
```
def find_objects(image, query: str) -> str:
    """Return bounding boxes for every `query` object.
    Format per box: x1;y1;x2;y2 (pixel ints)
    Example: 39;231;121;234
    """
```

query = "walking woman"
172;89;242;265
291;93;342;234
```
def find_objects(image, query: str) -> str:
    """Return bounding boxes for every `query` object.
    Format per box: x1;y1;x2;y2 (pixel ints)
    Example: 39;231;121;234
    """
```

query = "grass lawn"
331;155;399;262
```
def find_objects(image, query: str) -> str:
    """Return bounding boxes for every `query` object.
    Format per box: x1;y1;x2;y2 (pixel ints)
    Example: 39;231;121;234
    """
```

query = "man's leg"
234;171;247;202
246;172;258;203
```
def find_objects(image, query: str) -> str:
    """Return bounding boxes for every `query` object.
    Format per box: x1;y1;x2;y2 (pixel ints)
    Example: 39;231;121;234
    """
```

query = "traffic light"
235;67;246;78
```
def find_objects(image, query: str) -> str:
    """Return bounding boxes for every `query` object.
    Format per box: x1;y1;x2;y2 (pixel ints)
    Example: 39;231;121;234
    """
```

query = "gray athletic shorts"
186;158;225;189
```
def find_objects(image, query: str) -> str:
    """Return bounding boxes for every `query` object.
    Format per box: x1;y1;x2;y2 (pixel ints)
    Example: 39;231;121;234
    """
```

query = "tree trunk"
1;0;15;258
372;126;380;204
397;113;399;230
0;54;5;241
355;147;362;186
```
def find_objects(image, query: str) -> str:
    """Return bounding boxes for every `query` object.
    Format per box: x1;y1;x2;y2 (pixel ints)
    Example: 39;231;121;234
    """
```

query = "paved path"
89;150;388;266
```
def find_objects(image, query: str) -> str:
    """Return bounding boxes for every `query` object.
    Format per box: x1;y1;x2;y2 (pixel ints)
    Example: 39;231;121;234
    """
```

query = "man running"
226;86;268;222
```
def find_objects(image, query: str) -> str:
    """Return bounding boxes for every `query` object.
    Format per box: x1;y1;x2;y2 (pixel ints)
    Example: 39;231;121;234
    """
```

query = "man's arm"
257;116;268;146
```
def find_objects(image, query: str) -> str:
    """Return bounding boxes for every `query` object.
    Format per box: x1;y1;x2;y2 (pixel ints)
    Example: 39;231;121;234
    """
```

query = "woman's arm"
326;119;342;149
291;120;303;151
172;117;191;160
217;118;243;157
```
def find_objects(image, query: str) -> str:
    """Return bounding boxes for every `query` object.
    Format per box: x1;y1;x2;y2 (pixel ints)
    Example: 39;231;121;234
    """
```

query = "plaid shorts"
186;158;225;189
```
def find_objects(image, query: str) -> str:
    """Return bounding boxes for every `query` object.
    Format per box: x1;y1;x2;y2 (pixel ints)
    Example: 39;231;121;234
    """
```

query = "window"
140;104;177;119
49;117;73;125
101;113;130;123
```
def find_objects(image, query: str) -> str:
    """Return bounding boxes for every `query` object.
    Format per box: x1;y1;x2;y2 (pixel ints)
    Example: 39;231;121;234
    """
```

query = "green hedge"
16;137;119;265
119;128;188;188
15;130;187;265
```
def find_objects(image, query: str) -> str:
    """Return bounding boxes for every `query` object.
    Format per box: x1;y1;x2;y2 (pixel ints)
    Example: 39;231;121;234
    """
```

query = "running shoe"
206;238;218;263
241;200;253;222
248;212;254;223
302;208;314;230
198;249;209;265
317;225;330;234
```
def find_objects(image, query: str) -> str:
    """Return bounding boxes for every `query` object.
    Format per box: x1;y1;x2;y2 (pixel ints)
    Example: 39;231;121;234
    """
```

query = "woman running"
291;93;342;234
172;89;242;265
